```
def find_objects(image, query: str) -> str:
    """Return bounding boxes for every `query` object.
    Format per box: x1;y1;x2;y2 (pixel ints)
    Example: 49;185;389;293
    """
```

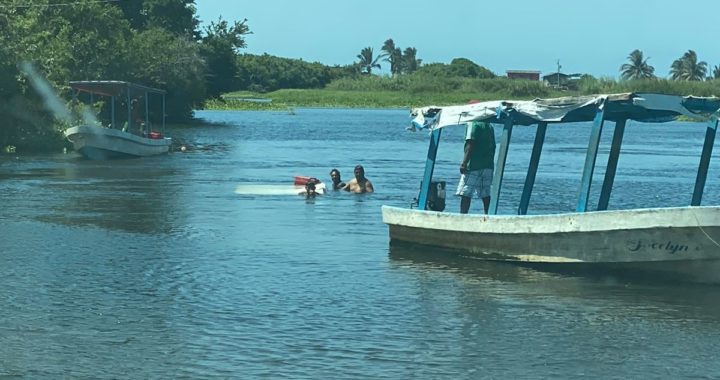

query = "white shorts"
456;169;493;198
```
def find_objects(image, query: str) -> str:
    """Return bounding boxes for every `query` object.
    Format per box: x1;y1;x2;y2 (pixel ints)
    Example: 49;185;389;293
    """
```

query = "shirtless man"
329;168;346;190
344;165;374;193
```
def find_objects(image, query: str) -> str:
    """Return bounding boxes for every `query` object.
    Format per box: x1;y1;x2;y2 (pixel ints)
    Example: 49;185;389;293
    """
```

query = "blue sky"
195;0;720;79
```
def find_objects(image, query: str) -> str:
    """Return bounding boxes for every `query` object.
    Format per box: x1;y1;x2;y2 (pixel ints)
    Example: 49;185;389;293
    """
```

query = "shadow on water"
388;241;720;320
2;155;187;234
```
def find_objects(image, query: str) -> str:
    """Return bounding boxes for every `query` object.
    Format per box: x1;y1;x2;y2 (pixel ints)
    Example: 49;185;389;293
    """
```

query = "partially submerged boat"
63;81;171;159
382;93;720;283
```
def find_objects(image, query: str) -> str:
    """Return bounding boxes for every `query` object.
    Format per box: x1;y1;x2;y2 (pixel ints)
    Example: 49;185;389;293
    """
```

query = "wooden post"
576;99;606;212
597;119;626;211
691;118;719;206
488;117;514;215
418;128;442;210
518;121;547;215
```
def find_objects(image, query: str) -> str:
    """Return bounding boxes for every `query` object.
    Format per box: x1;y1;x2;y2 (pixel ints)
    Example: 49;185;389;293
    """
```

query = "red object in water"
294;176;319;186
148;131;162;139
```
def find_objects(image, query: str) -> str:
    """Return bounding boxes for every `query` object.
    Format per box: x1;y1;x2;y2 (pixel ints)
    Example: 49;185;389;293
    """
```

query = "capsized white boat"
383;93;720;283
63;81;171;159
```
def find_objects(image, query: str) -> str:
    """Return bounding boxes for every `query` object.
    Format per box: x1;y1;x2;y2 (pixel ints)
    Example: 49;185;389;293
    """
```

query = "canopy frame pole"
518;121;547;215
691;117;718;206
576;99;606;212
597;118;626;211
111;96;115;129
418;128;442;210
145;91;149;135
127;85;132;133
162;94;166;135
489;116;514;215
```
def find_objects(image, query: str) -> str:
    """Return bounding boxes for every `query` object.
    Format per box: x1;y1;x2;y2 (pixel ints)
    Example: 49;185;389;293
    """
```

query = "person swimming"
344;165;374;193
329;168;346;190
299;177;325;198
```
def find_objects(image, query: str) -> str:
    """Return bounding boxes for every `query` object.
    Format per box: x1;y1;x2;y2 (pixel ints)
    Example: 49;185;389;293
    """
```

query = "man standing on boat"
457;121;496;214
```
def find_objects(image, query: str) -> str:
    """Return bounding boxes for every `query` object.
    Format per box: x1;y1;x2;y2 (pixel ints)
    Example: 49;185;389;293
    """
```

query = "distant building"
542;72;570;87
506;70;540;81
542;73;583;89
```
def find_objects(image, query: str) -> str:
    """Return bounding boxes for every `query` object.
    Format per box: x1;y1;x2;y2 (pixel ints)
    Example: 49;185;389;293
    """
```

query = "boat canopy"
410;92;720;216
68;80;166;136
69;80;167;97
412;93;720;129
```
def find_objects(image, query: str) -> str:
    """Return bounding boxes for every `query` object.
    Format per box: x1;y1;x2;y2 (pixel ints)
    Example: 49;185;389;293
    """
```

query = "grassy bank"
206;76;720;111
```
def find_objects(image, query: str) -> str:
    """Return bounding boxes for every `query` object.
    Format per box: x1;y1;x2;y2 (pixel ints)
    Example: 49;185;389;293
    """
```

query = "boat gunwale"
382;205;720;234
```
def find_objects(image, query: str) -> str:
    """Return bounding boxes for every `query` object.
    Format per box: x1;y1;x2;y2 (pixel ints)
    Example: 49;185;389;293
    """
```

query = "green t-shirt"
464;121;496;171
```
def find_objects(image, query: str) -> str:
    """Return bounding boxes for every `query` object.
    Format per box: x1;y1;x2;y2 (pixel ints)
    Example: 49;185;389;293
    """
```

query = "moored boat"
63;81;171;159
382;93;720;283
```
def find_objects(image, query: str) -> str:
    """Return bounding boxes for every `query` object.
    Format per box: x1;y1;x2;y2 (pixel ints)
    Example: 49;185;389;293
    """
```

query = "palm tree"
356;47;383;75
712;65;720;80
401;47;421;74
670;50;707;81
620;49;655;80
381;39;402;76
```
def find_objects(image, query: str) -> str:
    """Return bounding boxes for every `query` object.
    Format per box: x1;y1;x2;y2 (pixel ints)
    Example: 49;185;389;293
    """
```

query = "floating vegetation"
203;98;293;111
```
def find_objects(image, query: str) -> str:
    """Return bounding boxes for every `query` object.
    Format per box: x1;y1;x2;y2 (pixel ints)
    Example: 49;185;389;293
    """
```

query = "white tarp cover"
411;93;720;130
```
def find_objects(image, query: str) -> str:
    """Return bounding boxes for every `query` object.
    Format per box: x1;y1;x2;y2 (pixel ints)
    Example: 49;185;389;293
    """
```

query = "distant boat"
64;81;171;159
383;93;720;283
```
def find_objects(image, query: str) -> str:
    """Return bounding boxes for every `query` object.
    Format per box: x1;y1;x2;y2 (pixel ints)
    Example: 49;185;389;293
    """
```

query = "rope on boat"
691;209;720;249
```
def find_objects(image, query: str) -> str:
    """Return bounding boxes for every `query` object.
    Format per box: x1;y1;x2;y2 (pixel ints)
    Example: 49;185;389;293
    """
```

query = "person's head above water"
330;168;341;182
304;180;318;198
354;165;365;180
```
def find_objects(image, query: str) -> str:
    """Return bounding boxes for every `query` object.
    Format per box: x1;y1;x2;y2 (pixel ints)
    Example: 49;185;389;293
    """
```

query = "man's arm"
365;180;374;193
460;140;475;174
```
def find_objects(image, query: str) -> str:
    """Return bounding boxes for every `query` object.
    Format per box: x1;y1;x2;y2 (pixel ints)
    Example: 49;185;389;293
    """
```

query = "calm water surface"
2;108;720;378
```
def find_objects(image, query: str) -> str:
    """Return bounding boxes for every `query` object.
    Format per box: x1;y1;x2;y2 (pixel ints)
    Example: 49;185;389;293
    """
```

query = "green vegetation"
212;75;720;111
620;50;655;80
670;50;708;81
1;0;248;153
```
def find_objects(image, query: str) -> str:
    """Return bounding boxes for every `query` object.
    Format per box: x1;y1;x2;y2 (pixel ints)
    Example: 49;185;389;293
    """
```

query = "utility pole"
556;59;562;89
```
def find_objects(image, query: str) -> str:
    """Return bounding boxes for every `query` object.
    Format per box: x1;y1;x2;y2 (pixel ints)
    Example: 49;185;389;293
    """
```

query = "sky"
194;0;720;79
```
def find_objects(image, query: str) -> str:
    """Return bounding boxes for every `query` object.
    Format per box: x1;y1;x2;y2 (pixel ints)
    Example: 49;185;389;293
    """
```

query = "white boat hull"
64;125;171;159
382;205;720;282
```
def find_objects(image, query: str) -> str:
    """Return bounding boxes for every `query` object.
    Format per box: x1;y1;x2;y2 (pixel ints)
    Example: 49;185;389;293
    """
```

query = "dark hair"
330;168;340;176
354;165;364;173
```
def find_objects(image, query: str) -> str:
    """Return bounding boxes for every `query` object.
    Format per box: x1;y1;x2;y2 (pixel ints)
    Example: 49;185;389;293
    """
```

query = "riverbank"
203;88;551;111
205;76;720;111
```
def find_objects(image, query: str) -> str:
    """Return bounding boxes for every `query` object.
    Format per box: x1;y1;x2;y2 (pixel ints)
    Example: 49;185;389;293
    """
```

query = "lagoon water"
2;108;720;378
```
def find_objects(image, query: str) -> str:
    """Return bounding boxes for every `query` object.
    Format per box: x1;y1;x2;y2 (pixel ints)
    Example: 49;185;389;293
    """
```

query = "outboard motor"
426;180;446;212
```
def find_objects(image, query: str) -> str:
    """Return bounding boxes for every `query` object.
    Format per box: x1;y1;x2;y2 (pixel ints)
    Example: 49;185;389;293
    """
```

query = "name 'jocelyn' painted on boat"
626;240;697;255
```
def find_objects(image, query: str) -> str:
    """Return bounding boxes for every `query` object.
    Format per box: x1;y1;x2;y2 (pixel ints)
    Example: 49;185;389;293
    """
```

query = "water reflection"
388;242;720;322
1;155;185;234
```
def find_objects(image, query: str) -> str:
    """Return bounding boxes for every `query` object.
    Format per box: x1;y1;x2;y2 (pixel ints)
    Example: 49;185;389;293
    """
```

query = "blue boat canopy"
411;93;720;129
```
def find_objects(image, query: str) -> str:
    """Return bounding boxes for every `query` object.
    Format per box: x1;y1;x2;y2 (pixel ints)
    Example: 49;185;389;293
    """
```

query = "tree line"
620;49;720;81
0;0;248;152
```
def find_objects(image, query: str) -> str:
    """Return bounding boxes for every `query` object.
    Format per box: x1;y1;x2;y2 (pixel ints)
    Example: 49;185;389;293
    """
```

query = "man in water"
344;165;374;193
329;168;346;190
457;121;496;214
